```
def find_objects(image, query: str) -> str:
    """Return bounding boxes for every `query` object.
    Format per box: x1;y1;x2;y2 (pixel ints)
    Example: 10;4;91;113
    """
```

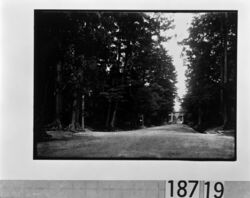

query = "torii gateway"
168;112;185;124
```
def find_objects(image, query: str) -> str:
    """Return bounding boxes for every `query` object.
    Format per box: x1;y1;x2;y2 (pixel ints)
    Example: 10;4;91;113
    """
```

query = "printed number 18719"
166;181;224;198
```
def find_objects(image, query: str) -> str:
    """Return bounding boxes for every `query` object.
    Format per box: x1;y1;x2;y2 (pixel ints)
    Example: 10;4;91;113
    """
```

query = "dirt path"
36;124;235;160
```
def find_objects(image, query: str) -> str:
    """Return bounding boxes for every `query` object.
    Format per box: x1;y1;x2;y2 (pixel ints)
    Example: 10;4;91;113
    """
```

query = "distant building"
168;112;184;124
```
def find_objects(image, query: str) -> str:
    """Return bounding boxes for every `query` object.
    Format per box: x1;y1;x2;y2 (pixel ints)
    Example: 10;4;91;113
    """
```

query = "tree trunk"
70;91;78;131
141;114;144;127
110;102;118;129
223;12;228;128
198;106;202;127
219;13;229;128
81;94;85;130
139;114;145;128
55;61;62;129
75;94;81;130
105;100;112;128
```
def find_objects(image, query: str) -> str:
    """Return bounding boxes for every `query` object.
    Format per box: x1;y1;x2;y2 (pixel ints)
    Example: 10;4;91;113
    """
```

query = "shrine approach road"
36;124;235;159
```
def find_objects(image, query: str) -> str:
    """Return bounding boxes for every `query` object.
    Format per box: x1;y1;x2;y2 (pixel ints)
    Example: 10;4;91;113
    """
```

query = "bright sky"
161;13;195;112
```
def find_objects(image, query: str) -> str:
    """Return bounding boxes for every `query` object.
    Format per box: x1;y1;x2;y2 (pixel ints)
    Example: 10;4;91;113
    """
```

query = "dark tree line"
180;12;237;131
34;11;177;139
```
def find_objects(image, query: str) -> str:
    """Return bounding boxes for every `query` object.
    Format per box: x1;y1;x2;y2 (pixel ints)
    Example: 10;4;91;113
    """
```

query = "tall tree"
180;12;237;130
34;11;177;137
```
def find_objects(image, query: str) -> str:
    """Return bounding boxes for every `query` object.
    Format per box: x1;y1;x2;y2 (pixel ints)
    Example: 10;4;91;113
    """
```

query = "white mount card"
0;0;250;182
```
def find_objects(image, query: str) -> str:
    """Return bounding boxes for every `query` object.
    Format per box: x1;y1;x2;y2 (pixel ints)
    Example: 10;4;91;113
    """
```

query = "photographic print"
34;10;237;160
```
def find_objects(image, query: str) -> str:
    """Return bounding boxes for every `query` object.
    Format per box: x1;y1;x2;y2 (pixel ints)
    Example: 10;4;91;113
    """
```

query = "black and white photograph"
34;10;237;160
1;0;250;195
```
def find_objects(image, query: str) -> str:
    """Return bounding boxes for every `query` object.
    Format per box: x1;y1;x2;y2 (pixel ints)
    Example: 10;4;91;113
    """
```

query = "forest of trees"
34;11;177;140
180;12;237;131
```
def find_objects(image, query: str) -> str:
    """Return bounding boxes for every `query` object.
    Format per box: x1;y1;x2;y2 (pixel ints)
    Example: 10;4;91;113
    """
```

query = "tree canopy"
34;11;177;137
180;12;237;131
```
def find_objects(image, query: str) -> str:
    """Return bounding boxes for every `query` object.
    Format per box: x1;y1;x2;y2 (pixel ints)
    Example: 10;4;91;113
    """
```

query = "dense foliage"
34;11;177;138
180;12;237;131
